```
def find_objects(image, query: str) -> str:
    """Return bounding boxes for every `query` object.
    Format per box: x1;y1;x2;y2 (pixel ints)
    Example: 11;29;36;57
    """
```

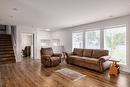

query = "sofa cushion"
91;49;109;58
69;56;99;64
83;57;99;64
73;48;83;56
69;55;80;59
83;49;93;57
41;48;53;56
51;57;60;61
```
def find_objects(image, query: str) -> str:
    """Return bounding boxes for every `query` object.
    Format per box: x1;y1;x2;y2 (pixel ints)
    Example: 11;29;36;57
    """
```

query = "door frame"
21;33;34;59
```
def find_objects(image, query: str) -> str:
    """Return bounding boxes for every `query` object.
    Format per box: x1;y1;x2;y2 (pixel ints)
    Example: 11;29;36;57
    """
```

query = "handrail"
11;27;16;60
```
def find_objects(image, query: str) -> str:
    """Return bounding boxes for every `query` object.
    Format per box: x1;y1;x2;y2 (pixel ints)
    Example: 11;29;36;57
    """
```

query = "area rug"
56;68;86;81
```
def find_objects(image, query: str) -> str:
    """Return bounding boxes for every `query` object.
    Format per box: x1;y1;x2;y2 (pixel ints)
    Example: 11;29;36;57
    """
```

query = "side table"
62;52;67;62
109;59;120;76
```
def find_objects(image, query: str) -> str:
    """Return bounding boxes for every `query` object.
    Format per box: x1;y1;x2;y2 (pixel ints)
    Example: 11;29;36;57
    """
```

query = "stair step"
0;43;12;46
0;46;13;49
0;46;13;48
0;36;11;38
0;40;12;43
0;51;14;54
0;38;11;41
0;54;14;58
0;37;11;39
0;57;15;61
0;51;14;55
0;44;12;46
0;41;11;43
0;34;11;37
0;34;15;65
0;41;12;45
0;48;13;51
0;60;16;65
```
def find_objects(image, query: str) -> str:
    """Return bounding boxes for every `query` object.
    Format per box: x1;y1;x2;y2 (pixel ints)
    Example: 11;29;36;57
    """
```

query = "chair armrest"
53;53;62;57
41;55;51;60
99;56;111;62
41;55;52;66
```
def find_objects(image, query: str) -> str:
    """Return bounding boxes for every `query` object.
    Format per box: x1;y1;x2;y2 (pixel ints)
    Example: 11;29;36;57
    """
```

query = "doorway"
21;33;34;59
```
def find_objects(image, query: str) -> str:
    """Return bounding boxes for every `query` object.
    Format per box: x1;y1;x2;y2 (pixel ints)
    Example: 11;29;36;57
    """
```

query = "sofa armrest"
64;52;73;64
65;52;73;57
99;56;111;62
53;53;62;57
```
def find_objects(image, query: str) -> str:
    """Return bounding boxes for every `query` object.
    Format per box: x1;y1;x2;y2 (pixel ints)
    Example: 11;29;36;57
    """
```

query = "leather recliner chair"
41;48;62;67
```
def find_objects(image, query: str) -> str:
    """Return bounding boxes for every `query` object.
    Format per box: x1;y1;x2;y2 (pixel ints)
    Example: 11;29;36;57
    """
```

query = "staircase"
0;34;16;65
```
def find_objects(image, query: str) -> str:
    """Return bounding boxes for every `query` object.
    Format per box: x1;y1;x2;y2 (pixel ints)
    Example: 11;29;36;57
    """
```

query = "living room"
0;0;130;87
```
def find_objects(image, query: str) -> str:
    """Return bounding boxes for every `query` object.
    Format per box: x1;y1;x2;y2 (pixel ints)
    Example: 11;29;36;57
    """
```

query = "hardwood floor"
0;58;130;87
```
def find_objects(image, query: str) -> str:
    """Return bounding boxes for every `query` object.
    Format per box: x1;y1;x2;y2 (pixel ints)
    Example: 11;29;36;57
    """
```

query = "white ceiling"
0;0;130;30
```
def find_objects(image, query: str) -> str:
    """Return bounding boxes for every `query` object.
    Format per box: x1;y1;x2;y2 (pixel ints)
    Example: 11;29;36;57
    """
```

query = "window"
85;30;100;49
71;26;127;65
51;39;60;46
41;39;51;47
72;32;83;49
104;26;126;65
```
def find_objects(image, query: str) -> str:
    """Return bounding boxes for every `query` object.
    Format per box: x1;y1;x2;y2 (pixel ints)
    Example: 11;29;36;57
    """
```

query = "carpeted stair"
0;34;15;65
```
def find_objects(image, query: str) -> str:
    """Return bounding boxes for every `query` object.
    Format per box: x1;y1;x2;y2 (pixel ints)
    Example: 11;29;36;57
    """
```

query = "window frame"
72;31;84;50
71;25;127;65
85;30;101;49
103;26;127;65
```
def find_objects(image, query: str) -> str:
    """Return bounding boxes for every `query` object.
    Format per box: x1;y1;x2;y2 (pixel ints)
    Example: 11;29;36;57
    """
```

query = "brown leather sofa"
66;48;111;72
41;48;62;67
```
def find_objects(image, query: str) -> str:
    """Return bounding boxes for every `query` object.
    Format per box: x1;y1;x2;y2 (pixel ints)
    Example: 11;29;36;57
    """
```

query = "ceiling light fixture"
12;8;18;11
109;16;113;18
10;16;13;18
45;29;51;31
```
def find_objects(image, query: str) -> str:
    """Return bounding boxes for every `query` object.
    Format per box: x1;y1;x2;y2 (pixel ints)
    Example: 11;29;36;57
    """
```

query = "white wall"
16;26;52;61
13;15;130;72
21;34;32;49
6;25;11;35
52;15;130;72
16;25;37;62
37;31;51;59
51;30;72;52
